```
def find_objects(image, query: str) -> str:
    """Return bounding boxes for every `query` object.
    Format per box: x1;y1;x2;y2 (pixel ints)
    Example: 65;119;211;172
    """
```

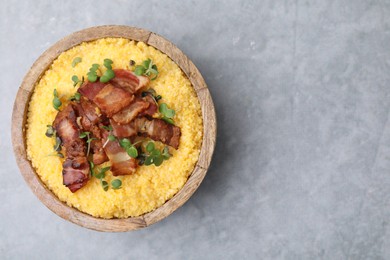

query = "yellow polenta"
26;38;203;218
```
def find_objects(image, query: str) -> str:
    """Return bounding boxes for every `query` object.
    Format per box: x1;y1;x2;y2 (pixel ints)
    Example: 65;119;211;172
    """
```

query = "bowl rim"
11;25;216;232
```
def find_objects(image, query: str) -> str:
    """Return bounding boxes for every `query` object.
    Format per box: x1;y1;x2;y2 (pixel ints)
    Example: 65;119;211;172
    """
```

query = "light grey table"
2;0;390;259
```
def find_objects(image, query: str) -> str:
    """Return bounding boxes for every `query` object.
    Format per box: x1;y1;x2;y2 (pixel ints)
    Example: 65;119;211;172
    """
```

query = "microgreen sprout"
69;92;81;102
89;161;95;177
79;132;95;156
100;125;113;131
111;179;122;189
45;125;56;138
87;64;100;82
101;180;109;191
72;75;84;87
91;166;120;191
53;89;62;111
94;166;110;179
159;103;175;125
100;59;115;83
53;136;62;152
45;124;62;155
119;138;138;158
46;152;64;158
71;57;82;67
141;142;171;167
100;125;116;148
134;59;158;80
94;166;111;191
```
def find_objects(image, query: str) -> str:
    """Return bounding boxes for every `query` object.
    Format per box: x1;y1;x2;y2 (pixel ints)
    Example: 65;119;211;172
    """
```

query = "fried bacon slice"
112;97;151;124
53;105;86;158
110;117;181;149
73;100;109;165
110;119;137;138
135;118;181;149
138;95;158;117
62;157;90;193
102;132;137;176
110;69;149;94
78;81;106;101
92;84;134;117
53;104;90;192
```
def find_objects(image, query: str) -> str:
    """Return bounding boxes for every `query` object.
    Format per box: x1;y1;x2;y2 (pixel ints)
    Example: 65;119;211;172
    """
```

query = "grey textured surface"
2;0;390;259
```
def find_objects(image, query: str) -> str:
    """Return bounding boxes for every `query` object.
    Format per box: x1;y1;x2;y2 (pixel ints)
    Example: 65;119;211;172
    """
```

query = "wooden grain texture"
11;25;216;232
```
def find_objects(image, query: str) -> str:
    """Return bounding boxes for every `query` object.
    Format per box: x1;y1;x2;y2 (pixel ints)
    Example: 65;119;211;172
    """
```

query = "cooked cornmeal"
26;38;203;218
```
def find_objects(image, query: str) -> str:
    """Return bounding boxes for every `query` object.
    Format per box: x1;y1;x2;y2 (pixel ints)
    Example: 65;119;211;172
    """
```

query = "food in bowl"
26;38;203;218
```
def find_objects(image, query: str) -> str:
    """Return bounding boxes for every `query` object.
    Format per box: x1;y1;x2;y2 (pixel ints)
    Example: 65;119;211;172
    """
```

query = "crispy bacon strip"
137;95;158;117
53;104;90;192
62;157;90;192
102;132;137;176
110;119;137;138
79;98;100;124
92;84;134;117
73;100;109;165
136;118;181;149
110;117;181;149
90;125;108;165
53;105;86;158
110;69;149;94
78;81;106;101
112;98;150;124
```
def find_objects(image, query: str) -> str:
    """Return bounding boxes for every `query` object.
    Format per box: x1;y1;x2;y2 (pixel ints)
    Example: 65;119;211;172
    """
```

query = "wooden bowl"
12;25;216;232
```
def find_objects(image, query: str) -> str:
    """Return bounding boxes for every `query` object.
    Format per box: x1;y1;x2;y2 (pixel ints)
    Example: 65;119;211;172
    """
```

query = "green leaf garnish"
159;103;175;124
111;179;122;189
100;69;115;83
53;137;62;151
79;132;94;156
162;146;171;160
162;117;175;125
119;138;131;147
95;166;110;179
45;125;56;138
126;146;138;158
134;59;159;80
47;152;64;158
87;64;100;82
69;92;81;102
103;59;113;70
159;103;175;118
108;135;116;141
89;161;95;177
134;65;146;76
72;57;82;67
100;125;113;131
53;89;62;111
142;142;171;167
101;180;109;191
97;59;115;83
72;75;84;87
153;155;163;166
119;138;138;158
146;142;155;152
79;132;89;138
91;165;112;191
